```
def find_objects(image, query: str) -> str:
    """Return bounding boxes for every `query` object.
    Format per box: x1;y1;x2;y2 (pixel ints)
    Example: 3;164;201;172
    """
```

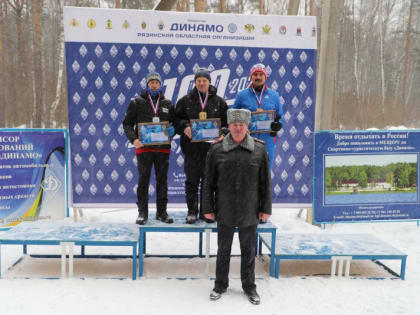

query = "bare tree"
194;0;205;12
0;1;4;127
402;0;414;109
33;0;43;127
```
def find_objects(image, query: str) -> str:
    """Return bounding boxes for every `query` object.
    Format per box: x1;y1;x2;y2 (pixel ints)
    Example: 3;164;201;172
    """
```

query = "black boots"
209;288;226;301
244;289;260;305
186;197;198;224
136;202;148;225
156;203;173;224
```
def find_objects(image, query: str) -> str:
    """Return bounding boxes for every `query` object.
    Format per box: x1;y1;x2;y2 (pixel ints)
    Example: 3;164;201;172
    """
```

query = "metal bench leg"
138;230;145;277
270;231;276;277
132;244;137;280
205;229;210;278
199;232;203;257
400;257;406;280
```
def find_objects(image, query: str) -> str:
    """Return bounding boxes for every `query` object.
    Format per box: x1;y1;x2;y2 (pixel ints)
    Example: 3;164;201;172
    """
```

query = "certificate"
190;118;221;142
137;121;170;145
249;110;275;134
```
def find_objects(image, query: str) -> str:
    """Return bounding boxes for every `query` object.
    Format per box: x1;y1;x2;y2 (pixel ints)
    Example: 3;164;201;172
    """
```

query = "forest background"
0;0;419;130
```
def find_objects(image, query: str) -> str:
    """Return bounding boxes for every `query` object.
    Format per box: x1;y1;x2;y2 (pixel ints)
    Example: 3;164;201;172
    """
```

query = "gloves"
270;115;282;132
165;125;175;137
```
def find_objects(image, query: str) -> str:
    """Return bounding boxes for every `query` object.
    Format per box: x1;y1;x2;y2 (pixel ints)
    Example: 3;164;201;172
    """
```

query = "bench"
138;212;277;278
259;233;407;279
0;221;138;280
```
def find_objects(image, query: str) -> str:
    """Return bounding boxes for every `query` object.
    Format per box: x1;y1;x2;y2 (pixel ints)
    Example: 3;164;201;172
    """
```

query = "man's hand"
204;213;215;220
184;126;192;139
133;139;144;149
270;115;282;132
258;212;271;223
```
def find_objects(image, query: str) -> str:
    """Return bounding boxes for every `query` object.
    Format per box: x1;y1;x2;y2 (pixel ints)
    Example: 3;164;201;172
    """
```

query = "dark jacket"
123;90;174;150
174;85;228;158
202;134;272;227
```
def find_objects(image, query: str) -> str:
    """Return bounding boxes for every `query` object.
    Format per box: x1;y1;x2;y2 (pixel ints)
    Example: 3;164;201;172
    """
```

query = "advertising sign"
314;131;420;223
0;129;67;227
64;7;317;206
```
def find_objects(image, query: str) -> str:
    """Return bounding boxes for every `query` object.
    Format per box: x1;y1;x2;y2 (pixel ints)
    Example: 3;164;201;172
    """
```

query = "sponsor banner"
0;129;67;227
314;131;420;223
64;7;316;206
64;7;317;49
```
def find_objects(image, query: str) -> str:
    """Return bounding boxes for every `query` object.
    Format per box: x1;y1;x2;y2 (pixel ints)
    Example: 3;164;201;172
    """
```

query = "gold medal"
256;108;263;112
199;111;207;120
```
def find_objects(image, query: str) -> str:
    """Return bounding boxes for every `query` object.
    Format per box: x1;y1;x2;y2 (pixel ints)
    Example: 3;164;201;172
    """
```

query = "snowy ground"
1;207;420;315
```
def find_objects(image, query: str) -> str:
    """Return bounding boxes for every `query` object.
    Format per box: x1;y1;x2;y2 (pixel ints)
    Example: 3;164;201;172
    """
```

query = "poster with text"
64;7;317;206
314;131;420;223
0;130;67;227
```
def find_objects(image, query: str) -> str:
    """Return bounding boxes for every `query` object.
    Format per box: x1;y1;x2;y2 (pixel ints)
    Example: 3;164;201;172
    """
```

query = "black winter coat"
202;134;272;227
123;90;174;150
174;85;228;158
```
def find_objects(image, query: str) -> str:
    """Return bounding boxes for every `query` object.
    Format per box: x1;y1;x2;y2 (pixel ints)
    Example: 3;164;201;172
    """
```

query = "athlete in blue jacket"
232;64;284;169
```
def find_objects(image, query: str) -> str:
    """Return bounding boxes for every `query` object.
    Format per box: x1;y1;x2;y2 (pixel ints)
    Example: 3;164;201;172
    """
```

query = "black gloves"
270;115;282;137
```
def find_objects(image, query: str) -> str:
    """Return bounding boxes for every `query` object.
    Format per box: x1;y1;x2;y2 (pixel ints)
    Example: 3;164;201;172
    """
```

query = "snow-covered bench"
0;221;138;279
259;233;407;279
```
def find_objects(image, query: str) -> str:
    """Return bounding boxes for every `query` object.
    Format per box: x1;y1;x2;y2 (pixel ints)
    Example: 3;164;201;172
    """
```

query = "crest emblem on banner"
158;21;164;30
228;23;237;33
123;20;130;29
279;25;286;35
106;19;112;29
262;25;271;34
69;18;79;27
87;18;96;29
296;26;302;36
244;24;255;33
141;21;147;29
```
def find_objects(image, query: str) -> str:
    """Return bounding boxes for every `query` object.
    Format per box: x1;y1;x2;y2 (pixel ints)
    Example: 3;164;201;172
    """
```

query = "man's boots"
156;202;174;224
136;202;148;225
186;197;198;224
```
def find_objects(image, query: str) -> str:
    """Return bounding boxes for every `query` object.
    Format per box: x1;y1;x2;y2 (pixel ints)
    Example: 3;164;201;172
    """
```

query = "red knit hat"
250;63;267;78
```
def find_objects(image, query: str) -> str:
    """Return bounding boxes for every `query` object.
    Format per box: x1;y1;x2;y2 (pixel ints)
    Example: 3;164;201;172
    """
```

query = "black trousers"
184;153;206;215
215;224;258;293
136;152;169;212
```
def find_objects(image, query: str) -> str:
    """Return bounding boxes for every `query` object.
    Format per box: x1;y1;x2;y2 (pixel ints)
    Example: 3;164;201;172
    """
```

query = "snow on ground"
1;208;420;315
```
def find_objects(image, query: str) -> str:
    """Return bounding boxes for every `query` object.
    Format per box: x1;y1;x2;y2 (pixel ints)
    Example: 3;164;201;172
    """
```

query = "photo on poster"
324;153;418;205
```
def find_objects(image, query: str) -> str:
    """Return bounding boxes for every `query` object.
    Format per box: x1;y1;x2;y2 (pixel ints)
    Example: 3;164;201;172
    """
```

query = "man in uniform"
202;108;272;305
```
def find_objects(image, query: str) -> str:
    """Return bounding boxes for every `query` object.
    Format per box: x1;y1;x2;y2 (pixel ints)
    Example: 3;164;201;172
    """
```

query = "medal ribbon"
250;84;267;108
147;94;160;115
198;91;209;112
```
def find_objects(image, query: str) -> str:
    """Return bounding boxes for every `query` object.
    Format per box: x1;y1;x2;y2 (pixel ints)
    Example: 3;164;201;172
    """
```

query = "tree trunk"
49;0;65;127
352;0;362;127
33;0;43;128
220;0;227;13
194;0;205;12
0;1;4;127
3;0;16;127
402;0;414;110
7;0;25;126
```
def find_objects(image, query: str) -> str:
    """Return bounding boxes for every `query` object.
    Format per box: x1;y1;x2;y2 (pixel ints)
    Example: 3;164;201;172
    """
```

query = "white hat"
227;109;251;125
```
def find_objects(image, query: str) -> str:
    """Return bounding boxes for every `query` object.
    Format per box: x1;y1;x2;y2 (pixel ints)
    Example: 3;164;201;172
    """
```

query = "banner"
314;131;420;223
64;7;317;206
0;129;67;227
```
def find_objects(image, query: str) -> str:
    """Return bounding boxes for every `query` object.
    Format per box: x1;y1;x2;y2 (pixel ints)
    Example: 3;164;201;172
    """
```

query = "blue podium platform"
0;221;139;280
259;233;407;279
138;212;277;278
